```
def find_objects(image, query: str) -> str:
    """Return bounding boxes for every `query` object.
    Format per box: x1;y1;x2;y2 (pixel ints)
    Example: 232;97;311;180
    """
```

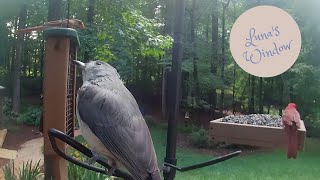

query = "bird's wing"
282;109;292;126
292;109;301;128
282;108;301;128
77;83;158;180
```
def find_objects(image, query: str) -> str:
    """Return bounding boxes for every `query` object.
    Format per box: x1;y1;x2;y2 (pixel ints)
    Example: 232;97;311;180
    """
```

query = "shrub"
178;124;198;134
17;106;42;126
3;97;19;122
68;143;109;180
3;162;16;180
190;128;209;148
3;160;43;180
68;163;107;180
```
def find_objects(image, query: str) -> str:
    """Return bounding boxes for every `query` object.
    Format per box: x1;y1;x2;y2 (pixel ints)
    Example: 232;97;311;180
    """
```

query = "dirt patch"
0;125;42;167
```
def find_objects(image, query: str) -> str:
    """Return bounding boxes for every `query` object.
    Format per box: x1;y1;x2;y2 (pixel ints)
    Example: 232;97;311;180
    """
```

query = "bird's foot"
105;166;116;176
88;150;101;165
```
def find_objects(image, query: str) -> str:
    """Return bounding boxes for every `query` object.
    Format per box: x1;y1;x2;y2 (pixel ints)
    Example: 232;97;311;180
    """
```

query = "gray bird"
74;60;161;180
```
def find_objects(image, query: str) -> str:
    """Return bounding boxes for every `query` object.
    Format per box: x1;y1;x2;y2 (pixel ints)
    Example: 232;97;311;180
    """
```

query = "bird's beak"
73;60;85;69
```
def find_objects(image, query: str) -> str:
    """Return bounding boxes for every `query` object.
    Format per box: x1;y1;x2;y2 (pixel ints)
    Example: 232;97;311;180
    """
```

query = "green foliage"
3;160;42;180
178;124;199;134
190;127;209;148
286;63;320;129
3;163;16;180
3;97;19;122
17;106;42;126
68;162;107;180
179;124;210;149
67;142;109;180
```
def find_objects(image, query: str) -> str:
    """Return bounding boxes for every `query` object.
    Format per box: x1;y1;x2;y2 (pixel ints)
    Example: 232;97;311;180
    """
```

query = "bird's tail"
287;123;299;159
15;26;46;34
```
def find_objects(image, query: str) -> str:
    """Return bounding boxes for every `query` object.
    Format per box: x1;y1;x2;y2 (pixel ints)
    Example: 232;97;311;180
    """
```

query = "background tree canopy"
0;0;319;135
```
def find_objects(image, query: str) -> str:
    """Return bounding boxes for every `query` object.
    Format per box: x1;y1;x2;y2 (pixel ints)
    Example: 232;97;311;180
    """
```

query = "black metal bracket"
163;150;241;172
47;128;134;180
48;128;241;179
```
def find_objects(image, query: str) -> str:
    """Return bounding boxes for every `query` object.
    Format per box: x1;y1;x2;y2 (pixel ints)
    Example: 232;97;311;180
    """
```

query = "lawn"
154;126;320;180
71;125;320;180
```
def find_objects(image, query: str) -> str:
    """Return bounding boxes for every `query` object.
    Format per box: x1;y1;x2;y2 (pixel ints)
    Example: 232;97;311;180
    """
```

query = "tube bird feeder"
42;28;79;180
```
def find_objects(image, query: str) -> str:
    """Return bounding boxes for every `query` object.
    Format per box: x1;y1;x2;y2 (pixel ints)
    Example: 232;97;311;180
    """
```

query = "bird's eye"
96;61;102;65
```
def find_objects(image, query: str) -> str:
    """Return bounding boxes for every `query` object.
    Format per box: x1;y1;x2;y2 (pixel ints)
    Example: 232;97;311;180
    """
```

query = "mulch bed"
0;125;42;167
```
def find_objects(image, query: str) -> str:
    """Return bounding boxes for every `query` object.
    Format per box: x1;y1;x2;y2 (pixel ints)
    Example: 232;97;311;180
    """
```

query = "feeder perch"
209;118;306;150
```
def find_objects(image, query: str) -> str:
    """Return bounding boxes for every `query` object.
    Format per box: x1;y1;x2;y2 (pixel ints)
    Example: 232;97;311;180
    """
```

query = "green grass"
151;126;320;180
72;125;320;180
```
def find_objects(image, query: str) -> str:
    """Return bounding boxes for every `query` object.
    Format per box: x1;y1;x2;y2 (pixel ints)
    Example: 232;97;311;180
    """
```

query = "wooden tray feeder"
209;118;306;151
42;27;79;179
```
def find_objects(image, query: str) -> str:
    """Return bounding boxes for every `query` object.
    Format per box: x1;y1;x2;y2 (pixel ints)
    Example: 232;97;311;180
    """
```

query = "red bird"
282;103;301;159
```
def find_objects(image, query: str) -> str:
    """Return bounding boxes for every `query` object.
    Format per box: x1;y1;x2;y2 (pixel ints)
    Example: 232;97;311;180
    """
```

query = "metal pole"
163;0;185;179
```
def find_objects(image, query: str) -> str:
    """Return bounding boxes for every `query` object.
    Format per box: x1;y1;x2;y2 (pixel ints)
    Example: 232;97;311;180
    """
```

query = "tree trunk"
231;0;237;114
48;0;63;21
190;0;200;106
267;79;274;114
33;49;38;77
39;38;44;94
259;77;263;113
219;0;230;114
84;0;96;62
279;77;284;116
249;75;255;114
232;62;236;114
209;0;218;116
164;0;174;36
247;74;251;113
10;17;19;90
13;3;27;113
40;39;44;77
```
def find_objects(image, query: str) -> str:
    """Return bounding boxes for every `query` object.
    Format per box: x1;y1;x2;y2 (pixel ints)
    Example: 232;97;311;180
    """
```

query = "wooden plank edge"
0;148;17;160
0;129;7;148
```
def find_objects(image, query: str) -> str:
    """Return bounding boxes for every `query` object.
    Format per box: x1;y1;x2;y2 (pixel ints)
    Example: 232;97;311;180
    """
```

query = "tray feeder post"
42;28;79;180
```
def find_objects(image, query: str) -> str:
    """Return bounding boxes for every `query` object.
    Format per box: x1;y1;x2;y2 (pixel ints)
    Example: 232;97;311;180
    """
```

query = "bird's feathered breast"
282;107;301;128
77;78;159;180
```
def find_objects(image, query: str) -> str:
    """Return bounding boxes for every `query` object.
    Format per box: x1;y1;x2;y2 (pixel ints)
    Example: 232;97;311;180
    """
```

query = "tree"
259;77;263;113
164;0;174;36
13;3;27;113
248;75;255;114
48;0;63;21
83;0;96;62
190;0;200;107
219;0;230;114
209;0;218;116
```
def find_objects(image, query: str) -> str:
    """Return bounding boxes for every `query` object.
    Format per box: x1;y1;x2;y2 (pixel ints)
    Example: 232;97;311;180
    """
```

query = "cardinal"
282;103;301;159
16;19;85;34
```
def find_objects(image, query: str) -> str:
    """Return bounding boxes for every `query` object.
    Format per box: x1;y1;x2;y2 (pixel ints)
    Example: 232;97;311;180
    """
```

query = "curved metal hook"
47;128;134;179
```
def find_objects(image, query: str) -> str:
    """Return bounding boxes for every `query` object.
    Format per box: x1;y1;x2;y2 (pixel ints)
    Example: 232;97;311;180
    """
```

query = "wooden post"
43;28;79;180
